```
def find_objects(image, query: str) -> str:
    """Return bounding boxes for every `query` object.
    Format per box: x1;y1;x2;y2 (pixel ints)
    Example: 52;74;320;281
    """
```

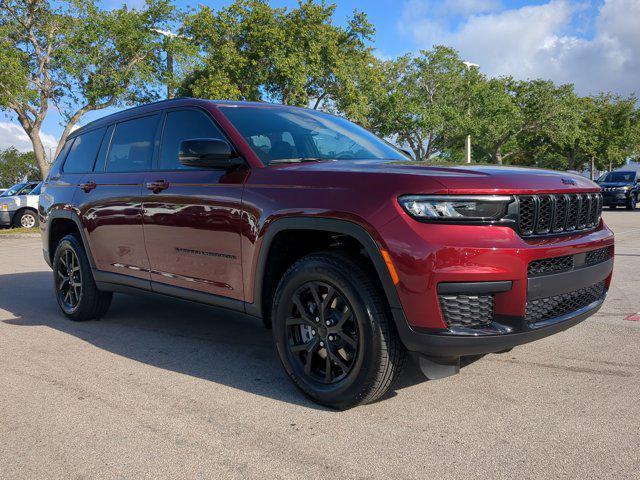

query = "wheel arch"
46;210;96;269
247;217;402;324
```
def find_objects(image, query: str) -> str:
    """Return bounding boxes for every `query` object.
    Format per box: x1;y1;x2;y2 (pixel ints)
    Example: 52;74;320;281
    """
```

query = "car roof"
67;98;305;140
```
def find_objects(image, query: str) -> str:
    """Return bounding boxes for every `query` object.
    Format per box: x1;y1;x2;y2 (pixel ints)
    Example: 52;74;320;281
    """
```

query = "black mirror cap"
179;138;244;169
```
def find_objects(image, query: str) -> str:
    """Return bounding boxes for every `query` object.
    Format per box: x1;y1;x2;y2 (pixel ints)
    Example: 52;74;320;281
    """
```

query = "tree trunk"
29;128;50;180
495;149;503;165
590;156;595;180
567;150;575;171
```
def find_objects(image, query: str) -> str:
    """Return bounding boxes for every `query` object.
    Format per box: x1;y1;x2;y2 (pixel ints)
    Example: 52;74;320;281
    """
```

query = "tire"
52;234;112;321
626;194;637;211
272;251;406;409
13;209;38;229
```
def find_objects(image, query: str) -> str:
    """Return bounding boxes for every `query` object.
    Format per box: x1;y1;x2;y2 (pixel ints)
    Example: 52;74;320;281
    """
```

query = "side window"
62;127;105;173
159;110;225;170
106;115;159;172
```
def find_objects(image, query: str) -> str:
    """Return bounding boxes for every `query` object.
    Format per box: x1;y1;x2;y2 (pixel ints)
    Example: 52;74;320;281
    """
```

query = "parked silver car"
0;181;41;228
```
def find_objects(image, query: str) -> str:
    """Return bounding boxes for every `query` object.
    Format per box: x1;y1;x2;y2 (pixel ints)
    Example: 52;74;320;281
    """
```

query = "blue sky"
2;0;639;152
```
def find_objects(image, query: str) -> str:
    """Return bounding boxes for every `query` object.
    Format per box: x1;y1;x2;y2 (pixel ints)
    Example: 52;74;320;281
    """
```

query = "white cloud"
399;0;640;96
0;122;58;153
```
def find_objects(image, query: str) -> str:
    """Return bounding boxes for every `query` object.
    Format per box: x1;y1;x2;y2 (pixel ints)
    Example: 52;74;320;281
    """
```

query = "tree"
0;147;39;187
368;46;470;161
179;0;378;120
0;0;174;179
586;93;640;173
467;77;520;164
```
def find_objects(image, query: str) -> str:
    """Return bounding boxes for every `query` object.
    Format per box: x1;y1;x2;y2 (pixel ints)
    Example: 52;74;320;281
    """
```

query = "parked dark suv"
40;99;614;408
597;170;639;210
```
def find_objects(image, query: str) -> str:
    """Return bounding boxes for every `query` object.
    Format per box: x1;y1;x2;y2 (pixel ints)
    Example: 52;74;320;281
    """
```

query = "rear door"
77;114;160;283
141;107;247;300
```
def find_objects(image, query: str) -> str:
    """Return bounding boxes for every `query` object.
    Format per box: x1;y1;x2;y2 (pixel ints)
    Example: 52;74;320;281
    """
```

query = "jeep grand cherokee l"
39;99;614;409
597;170;639;210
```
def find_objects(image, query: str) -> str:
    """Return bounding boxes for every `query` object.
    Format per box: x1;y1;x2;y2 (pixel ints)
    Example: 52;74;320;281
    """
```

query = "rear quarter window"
63;128;106;173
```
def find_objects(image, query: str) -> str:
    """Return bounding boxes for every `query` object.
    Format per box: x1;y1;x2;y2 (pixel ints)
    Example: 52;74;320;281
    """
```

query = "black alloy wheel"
53;234;112;321
56;247;82;312
286;281;359;384
272;251;406;409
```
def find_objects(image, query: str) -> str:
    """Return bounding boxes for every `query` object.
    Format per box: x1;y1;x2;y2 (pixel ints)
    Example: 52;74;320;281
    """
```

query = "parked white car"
0;181;41;229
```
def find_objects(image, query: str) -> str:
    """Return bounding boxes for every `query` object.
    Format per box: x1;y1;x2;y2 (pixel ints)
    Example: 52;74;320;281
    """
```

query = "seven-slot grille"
517;193;602;237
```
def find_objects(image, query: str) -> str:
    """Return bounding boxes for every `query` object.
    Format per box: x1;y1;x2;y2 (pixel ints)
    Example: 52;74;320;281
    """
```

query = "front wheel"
53;234;112;321
626;194;637;210
272;252;406;409
14;209;38;229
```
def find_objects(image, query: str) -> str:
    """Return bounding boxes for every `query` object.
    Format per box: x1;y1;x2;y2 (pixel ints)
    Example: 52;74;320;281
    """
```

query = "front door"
141;108;247;300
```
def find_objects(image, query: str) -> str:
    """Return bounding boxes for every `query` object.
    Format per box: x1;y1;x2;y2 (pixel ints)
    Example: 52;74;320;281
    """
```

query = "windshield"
30;182;42;195
598;171;636;183
220;105;407;165
0;182;27;197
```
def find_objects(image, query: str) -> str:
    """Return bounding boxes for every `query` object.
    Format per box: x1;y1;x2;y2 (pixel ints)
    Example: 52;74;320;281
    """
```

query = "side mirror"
179;138;243;169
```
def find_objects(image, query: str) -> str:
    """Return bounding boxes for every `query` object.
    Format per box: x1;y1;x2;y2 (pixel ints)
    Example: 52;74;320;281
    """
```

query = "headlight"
398;195;512;221
1;204;8;211
617;186;631;191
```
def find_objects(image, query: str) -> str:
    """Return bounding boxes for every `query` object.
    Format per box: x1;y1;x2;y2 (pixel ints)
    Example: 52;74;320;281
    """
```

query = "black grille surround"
525;281;606;324
517;193;603;238
528;254;574;276
527;245;614;277
438;294;494;328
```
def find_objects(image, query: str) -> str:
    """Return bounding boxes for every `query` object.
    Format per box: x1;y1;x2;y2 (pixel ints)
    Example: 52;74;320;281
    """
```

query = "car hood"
270;160;600;194
598;182;631;188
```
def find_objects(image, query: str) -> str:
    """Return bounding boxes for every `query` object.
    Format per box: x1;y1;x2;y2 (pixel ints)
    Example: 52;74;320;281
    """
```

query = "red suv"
40;99;614;409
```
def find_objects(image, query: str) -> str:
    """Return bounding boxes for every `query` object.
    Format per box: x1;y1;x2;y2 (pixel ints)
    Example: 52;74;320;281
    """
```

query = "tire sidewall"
272;257;385;406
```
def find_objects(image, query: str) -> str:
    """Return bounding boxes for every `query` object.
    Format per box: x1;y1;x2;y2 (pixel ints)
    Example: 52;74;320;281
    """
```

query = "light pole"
463;61;479;164
152;28;184;100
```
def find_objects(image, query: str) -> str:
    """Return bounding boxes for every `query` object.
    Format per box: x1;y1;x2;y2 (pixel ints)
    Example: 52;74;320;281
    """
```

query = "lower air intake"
439;294;494;328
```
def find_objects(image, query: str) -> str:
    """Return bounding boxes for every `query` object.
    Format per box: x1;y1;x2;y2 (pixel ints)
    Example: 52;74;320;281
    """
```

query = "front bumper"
379;214;614;356
602;192;630;205
394;296;604;357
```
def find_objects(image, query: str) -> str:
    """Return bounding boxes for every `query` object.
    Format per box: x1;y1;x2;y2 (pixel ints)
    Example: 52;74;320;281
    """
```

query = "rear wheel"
13;209;38;229
272;252;406;409
53;234;112;321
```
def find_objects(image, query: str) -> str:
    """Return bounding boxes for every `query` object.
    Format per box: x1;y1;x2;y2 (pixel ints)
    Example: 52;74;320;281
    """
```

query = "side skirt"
93;270;247;314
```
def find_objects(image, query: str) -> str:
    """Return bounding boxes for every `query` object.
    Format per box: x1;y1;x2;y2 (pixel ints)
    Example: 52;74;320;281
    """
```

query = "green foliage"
0;147;39;187
179;0;378;121
0;0;175;178
1;0;639;175
367;46;473;161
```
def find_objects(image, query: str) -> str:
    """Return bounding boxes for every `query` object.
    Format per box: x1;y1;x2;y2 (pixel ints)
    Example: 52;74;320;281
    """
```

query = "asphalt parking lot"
1;211;639;479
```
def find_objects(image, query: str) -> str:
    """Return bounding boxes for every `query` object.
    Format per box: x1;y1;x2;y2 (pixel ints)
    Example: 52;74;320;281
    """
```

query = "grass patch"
0;227;39;235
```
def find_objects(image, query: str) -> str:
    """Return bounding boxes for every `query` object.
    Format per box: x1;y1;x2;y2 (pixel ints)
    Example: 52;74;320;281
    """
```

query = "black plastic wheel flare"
57;248;82;311
286;281;359;384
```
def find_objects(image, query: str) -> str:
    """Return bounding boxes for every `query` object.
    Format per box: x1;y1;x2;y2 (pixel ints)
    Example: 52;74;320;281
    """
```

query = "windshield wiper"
269;157;325;164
